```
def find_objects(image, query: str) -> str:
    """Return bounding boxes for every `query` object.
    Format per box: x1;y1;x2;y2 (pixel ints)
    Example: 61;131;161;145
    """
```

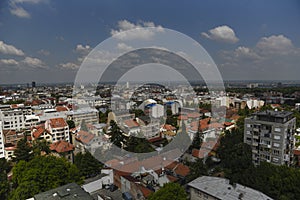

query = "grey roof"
254;110;293;118
34;183;94;200
188;176;273;200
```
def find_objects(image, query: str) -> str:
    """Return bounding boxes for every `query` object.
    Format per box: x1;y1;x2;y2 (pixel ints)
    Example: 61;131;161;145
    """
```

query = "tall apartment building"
0;122;5;158
0;105;32;131
244;110;296;166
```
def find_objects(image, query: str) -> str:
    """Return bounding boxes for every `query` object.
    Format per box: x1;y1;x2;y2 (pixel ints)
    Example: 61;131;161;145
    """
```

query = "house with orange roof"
31;125;53;143
74;130;110;154
45;118;70;142
123;119;140;136
50;140;74;162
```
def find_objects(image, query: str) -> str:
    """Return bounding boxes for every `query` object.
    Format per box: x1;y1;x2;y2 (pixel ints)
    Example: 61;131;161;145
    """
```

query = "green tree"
74;152;103;178
125;136;154;153
10;156;82;200
148;182;188;200
32;139;51;156
0;158;10;200
108;120;126;148
13;138;33;162
67;120;75;129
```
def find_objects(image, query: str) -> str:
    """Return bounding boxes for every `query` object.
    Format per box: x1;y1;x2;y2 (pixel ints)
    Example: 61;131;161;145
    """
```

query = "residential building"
188;176;273;200
0;122;5;158
50;140;74;162
244;110;296;166
66;108;99;126
0;105;32;131
45;118;70;142
31;183;93;200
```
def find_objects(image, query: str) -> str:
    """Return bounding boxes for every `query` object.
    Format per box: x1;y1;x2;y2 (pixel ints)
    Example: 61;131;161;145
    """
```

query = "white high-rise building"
0;122;5;158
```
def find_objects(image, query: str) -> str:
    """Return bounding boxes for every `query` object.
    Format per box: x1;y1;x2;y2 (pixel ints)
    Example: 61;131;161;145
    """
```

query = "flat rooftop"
188;176;273;200
33;183;94;200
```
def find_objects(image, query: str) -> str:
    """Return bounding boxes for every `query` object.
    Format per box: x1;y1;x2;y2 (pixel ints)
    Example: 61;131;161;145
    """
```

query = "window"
273;150;280;155
273;143;280;147
246;131;251;135
274;135;281;140
246;124;251;128
274;128;281;132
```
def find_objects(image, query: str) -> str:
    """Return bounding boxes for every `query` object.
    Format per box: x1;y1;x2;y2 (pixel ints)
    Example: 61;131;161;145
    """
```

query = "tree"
190;131;202;150
125;136;154;153
13;138;33;162
32;139;51;156
0;158;10;200
74;152;103;178
108;120;126;148
67;120;75;129
148;182;188;200
10;156;82;200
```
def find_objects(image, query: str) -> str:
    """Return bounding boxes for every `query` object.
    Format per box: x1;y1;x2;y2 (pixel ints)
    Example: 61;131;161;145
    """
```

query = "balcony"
253;142;259;146
253;135;259;139
252;149;258;154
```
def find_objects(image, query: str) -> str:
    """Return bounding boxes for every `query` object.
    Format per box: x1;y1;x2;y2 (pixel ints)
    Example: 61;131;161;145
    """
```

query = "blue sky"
0;0;300;84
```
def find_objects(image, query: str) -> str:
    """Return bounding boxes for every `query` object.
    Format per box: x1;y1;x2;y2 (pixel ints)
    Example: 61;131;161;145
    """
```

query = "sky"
0;0;300;84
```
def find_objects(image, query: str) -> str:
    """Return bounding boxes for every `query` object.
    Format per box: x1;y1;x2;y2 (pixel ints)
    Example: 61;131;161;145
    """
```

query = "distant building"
32;81;36;88
244;110;296;166
188;176;273;200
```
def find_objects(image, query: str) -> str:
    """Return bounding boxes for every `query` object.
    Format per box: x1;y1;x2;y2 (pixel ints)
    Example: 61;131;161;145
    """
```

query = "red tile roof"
49;118;68;128
165;162;190;177
33;126;46;139
55;106;69;112
50;140;74;153
76;130;95;144
136;184;153;198
162;124;176;131
178;115;188;120
187;112;201;119
124;119;140;128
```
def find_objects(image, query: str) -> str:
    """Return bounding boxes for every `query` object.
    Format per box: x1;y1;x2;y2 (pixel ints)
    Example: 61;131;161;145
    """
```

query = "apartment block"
0;122;5;158
45;118;70;142
244;110;296;166
0;105;32;131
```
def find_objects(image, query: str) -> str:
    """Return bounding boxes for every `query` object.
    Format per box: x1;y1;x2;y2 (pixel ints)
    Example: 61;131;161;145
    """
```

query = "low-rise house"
50;140;74;162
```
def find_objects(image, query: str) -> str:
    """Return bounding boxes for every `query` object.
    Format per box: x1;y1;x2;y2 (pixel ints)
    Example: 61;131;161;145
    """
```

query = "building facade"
244;110;296;166
0;122;5;158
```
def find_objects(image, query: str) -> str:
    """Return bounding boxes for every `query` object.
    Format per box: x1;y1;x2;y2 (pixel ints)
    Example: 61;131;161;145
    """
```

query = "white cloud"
37;49;50;56
22;56;47;68
75;44;91;54
0;59;19;65
256;35;294;55
219;34;300;80
0;41;25;56
117;43;133;51
201;25;239;43
111;20;164;40
9;5;31;18
60;62;79;70
9;0;47;18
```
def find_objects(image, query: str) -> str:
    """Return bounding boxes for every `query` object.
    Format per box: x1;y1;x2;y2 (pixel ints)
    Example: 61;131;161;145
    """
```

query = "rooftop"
33;182;93;200
188;176;273;200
